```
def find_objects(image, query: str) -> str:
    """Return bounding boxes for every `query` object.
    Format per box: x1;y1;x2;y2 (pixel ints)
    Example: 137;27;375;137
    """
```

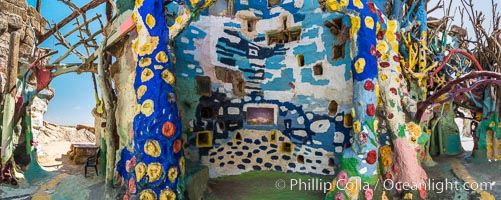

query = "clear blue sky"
27;0;106;126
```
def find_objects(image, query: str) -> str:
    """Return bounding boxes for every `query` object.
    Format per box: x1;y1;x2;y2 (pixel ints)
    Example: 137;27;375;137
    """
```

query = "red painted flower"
335;192;345;200
393;55;400;62
377;30;385;40
380;62;390;68
173;139;183;154
390;88;397;95
337;171;348;186
388;113;394;119
366;150;377;165
126;157;136;172
162;122;176;138
419;185;427;199
385;172;393;180
364;80;375;91
420;149;426;160
392;163;399;173
128;178;136;193
370;45;377;56
366;104;376;117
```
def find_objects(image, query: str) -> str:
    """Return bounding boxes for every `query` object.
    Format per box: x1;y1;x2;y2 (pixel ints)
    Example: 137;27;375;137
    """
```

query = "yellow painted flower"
339;0;348;7
365;16;374;29
345;176;361;198
382;156;392;167
426;129;432;135
403;193;413;199
353;120;361;133
141;99;155;117
144;140;161;157
162;69;175;85
391;42;399;52
135;0;144;7
382;191;389;200
134;103;141;115
354;58;366;74
190;0;200;7
380;145;391;157
498;122;501;129
147;162;163;182
132;39;139;55
330;179;337;192
406;122;422;136
141;68;154;82
140;189;157;200
381;54;389;61
475;112;482;121
487;144;493;152
179;156;186;176
168;167;179;183
135;162;147;182
489;121;495;127
377;41;389;53
139;57;152;68
326;0;340;11
160;188;176;200
138;36;159;56
146;14;156;29
136;24;143;34
409;135;418;145
487;130;494;136
156;51;169;63
373;119;379;132
175;16;183;24
353;0;364;9
381;73;388;81
137;85;147;99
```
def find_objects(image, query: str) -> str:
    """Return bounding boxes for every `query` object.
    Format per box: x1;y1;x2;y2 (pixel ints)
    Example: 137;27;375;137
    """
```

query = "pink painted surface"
119;17;135;35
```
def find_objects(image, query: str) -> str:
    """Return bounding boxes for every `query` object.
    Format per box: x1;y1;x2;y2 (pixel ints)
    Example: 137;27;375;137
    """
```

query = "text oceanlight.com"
274;178;496;193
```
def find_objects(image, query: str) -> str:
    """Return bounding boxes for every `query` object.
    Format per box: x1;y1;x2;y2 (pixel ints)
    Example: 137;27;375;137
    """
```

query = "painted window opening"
196;131;213;148
297;54;304;67
332;43;346;61
297;155;305;164
313;63;323;75
209;0;234;16
246;107;275;126
328;100;338;116
268;0;281;8
267;17;301;45
200;107;214;119
195;76;211;96
280;142;293;154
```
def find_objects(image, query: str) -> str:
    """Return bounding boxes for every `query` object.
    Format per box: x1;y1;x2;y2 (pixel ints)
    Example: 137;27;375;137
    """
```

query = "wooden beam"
37;0;107;45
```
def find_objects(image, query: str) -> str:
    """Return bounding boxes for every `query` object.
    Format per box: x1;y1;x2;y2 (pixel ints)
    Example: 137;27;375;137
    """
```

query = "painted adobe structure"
0;0;499;199
174;0;391;178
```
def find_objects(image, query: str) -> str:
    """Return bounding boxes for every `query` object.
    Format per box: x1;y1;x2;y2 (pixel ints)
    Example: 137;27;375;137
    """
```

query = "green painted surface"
207;171;335;200
176;77;200;133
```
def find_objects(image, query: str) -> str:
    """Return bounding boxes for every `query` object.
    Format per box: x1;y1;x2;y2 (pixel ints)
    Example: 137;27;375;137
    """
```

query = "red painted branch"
416;71;501;122
428;49;484;88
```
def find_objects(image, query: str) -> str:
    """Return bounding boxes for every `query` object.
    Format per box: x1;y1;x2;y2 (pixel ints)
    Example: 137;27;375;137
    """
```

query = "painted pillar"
129;0;185;199
1;31;20;165
324;1;380;199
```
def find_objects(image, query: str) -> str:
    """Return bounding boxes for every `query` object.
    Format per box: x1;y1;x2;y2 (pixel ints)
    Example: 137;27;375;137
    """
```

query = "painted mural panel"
175;0;355;177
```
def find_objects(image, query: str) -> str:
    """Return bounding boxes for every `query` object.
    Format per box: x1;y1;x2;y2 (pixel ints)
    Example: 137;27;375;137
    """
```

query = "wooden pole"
1;31;20;164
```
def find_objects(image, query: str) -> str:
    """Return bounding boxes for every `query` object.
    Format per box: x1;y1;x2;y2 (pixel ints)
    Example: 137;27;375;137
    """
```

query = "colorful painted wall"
173;0;388;177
